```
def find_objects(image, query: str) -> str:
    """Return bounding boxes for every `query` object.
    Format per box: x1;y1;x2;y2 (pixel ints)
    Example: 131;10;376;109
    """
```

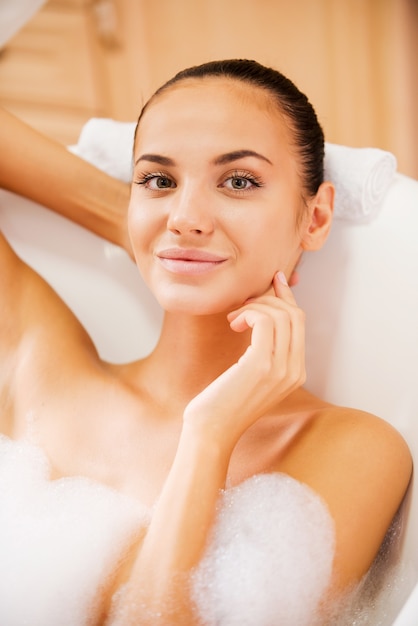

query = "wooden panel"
0;0;416;176
0;0;108;144
0;99;98;146
123;0;417;178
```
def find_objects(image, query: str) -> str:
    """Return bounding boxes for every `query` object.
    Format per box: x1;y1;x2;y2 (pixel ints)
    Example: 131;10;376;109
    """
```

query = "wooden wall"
0;0;416;178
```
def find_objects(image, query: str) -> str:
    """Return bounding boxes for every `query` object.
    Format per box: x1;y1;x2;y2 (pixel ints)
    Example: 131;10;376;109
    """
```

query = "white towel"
70;118;136;184
72;118;397;222
324;143;397;222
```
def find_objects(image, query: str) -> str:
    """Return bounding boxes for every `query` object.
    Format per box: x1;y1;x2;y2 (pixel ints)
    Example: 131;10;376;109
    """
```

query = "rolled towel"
70;118;136;184
72;118;397;222
324;143;397;221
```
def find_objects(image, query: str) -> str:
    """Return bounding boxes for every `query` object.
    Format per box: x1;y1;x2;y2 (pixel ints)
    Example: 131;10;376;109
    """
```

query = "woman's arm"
116;272;306;624
0;107;131;253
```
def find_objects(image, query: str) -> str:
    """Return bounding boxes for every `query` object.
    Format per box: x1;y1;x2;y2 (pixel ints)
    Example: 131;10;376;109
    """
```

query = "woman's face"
129;78;309;315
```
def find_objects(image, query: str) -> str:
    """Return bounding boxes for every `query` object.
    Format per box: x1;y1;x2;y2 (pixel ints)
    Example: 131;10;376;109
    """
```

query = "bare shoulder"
278;390;411;482
316;404;411;479
294;402;412;508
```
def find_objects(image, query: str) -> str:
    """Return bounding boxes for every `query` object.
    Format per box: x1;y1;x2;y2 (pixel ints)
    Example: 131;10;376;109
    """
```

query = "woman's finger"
227;270;298;324
231;308;292;376
230;292;306;385
227;296;295;328
273;271;298;305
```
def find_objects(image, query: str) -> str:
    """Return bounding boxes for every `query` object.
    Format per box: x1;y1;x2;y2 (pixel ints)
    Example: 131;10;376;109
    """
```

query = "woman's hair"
136;59;325;198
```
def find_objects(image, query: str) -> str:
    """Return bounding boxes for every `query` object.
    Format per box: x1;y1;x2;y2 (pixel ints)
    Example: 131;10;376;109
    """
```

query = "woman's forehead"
136;78;291;151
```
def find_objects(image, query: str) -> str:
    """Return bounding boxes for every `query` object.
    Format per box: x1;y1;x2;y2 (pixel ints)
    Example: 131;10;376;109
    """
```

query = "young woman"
0;60;412;625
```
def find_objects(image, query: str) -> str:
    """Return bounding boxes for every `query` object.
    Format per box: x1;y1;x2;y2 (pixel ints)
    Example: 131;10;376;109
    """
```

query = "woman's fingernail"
277;271;288;285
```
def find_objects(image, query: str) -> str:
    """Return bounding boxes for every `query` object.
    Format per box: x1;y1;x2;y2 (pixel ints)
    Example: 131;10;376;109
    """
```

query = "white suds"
0;435;148;626
0;435;410;625
191;473;335;626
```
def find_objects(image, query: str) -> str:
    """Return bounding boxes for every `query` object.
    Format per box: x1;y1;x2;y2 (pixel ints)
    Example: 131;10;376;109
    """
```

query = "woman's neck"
137;311;251;412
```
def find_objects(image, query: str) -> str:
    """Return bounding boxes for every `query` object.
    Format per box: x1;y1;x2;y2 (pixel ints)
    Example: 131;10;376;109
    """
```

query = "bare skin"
0;78;412;624
0;107;131;252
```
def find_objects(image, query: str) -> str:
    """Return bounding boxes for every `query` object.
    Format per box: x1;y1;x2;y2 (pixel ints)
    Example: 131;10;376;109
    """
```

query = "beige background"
0;0;416;178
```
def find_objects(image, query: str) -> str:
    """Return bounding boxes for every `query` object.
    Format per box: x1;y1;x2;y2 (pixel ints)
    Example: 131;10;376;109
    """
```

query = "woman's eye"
151;176;174;189
229;177;251;190
134;173;175;190
221;172;262;192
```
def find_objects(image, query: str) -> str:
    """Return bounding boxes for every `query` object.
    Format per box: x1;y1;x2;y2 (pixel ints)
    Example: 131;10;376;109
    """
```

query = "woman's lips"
156;248;227;275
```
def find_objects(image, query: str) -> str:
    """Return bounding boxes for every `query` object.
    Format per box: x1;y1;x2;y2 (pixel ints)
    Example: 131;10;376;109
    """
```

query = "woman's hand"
183;271;306;450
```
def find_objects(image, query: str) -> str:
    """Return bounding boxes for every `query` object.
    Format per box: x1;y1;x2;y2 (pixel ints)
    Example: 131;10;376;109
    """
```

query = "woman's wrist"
65;159;132;252
126;420;231;618
180;416;237;463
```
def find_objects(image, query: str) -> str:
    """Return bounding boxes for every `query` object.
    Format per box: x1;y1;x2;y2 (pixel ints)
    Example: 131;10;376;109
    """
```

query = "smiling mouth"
156;249;227;275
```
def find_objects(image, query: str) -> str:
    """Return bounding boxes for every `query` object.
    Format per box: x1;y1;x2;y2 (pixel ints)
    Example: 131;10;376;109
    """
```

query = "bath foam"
191;473;335;626
0;434;406;625
0;435;148;626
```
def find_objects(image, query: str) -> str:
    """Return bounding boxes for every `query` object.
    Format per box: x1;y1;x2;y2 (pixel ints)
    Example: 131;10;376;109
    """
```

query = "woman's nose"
167;186;214;236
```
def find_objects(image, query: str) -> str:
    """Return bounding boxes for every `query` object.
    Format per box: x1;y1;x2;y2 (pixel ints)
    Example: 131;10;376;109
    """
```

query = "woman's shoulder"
283;391;412;488
233;388;412;494
312;400;411;470
265;387;410;471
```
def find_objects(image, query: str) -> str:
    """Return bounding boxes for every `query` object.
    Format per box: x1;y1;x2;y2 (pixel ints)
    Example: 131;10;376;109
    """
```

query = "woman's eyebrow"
134;154;175;166
213;150;273;165
134;150;272;167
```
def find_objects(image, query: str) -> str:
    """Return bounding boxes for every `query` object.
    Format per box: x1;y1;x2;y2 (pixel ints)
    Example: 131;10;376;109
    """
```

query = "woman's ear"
300;182;334;251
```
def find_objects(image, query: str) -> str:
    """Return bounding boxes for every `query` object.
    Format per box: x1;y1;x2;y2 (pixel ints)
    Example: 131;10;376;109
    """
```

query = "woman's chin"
154;288;242;317
158;298;228;317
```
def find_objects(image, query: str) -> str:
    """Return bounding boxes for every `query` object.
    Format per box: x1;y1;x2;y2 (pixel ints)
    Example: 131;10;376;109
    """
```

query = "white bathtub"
1;172;417;623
